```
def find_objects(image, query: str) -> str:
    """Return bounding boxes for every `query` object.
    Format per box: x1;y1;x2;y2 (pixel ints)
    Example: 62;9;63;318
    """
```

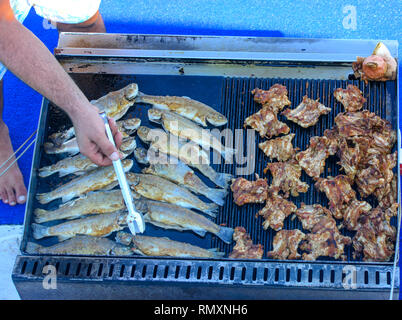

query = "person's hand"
70;103;123;166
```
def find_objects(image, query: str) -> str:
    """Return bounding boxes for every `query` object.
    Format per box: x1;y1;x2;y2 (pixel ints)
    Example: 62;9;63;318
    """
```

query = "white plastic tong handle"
100;112;145;235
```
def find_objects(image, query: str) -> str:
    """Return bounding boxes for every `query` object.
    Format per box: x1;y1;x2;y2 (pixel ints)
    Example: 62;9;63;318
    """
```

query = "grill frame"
13;34;400;299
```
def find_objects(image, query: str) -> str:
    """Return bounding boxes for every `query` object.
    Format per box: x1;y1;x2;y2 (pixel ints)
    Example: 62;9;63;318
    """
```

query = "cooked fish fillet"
126;173;218;217
32;211;127;241
36;159;133;204
39;136;136;178
134;147;227;206
34;190;126;223
259;134;296;162
116;232;225;258
295;203;336;232
228;227;263;259
137;126;232;188
342;199;372;231
136;92;227;127
137;199;233;244
281;95;331;128
26;235;133;256
148;108;236;161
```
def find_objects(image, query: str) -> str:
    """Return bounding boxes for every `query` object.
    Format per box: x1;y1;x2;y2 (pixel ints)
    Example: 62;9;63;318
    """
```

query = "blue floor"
0;0;401;295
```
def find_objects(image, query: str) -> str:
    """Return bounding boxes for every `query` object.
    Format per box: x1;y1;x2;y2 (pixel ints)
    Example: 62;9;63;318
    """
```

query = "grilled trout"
134;147;227;205
39;136;136;178
48;84;138;145
26;235;133;255
116;232;225;258
148;108;235;161
36;159;133;204
136;92;227;127
45;118;140;155
34;190;126;223
137;126;232;188
32;211;127;241
137;199;233;244
126;173;218;217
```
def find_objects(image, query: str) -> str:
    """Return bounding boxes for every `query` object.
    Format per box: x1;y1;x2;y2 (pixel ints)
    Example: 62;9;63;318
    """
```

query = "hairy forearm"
0;18;94;118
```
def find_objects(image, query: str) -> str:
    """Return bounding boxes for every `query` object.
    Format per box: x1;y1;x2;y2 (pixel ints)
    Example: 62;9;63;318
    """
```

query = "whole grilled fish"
48;84;139;145
134;147;227;205
116;232;225;258
126;173;218;217
136;199;233;244
39;136;136;178
136;92;227;127
137;126;232;188
36;159;133;204
32;211;127;241
26;235;133;256
148;108;236;161
34;190;126;223
45;118;140;155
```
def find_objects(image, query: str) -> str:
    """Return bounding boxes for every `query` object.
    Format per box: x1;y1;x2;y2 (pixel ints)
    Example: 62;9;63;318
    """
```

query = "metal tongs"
100;112;145;235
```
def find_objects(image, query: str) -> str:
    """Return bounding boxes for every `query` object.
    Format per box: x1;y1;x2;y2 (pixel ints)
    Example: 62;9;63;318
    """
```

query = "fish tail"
204;203;219;217
216;226;234;244
215;172;234;189
38;165;55;178
205;188;228;206
32;223;49;240
207;248;225;258
222;148;237;162
36;192;53;205
25;242;43;254
34;208;51;223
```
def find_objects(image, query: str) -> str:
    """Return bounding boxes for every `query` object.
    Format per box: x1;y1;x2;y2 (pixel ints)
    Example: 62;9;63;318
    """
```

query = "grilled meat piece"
374;175;397;209
281;95;331;128
353;204;398;261
257;187;297;231
314;175;356;219
300;229;352;261
342;199;372;231
333;85;366;112
355;151;397;198
258;134;296;162
244;107;290;139
229;227;264;259
295;203;336;232
336;138;362;180
230;175;268;206
251;84;291;114
264;159;309;197
295;136;337;178
267;229;306;260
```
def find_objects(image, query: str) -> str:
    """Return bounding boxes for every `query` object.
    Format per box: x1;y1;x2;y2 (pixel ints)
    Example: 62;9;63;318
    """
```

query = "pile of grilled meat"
232;83;398;262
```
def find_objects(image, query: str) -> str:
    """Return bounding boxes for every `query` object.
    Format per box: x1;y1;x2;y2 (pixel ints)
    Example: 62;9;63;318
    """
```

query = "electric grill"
12;34;400;300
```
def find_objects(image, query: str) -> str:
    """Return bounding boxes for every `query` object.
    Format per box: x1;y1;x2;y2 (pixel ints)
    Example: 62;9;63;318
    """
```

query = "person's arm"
0;0;122;166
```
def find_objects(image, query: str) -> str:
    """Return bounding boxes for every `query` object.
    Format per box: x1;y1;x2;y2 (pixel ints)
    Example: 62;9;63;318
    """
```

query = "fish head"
207;113;228;126
122;159;134;171
133;147;150;164
115;231;133;246
120;118;141;131
148;108;163;123
124;83;139;100
120;137;137;152
137;126;166;144
134;199;149;213
126;172;140;186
